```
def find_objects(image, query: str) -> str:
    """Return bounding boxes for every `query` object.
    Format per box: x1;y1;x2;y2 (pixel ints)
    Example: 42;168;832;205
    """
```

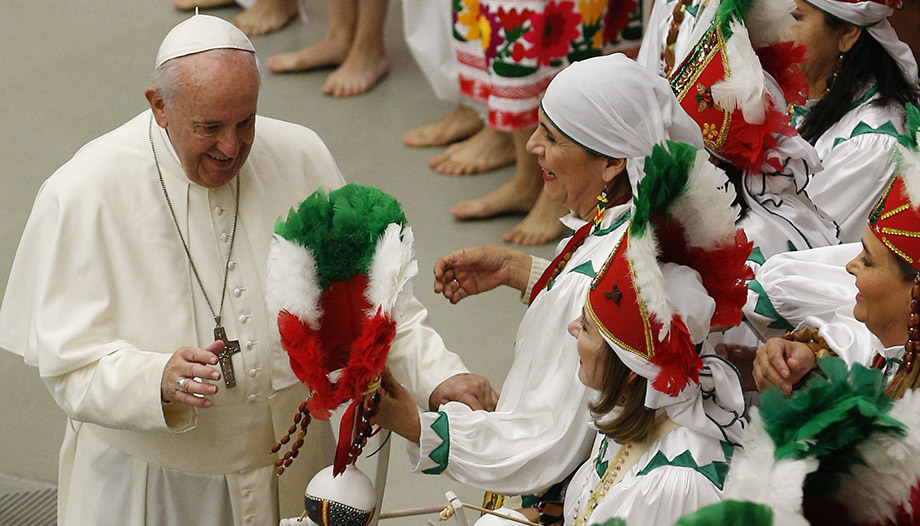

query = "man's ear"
145;87;168;129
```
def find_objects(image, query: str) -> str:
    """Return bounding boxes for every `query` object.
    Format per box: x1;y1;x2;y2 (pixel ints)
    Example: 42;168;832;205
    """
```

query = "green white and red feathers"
265;184;417;420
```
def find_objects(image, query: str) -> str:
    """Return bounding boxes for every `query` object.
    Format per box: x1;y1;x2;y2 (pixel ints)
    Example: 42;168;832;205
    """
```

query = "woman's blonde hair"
589;342;657;443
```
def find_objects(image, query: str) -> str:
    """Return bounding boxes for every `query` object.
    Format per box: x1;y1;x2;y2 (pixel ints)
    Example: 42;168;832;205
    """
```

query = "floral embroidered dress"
453;0;644;131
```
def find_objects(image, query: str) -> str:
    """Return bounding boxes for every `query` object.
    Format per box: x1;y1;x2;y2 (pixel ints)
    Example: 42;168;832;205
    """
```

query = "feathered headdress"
586;140;753;395
668;0;807;173
266;184;417;475
680;358;920;526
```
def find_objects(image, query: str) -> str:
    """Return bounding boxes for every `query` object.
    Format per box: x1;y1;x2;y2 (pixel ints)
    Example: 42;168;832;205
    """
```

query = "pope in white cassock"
0;14;497;526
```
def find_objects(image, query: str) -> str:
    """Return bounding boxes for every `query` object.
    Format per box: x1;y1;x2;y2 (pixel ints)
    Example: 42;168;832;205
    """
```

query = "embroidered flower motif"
579;0;606;26
512;41;527;62
524;1;582;66
603;0;639;44
497;6;534;32
479;6;504;61
702;122;719;140
696;83;715;112
458;0;482;40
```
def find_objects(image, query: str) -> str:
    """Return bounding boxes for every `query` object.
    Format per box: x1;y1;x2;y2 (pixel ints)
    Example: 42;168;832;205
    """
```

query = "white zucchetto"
155;14;255;69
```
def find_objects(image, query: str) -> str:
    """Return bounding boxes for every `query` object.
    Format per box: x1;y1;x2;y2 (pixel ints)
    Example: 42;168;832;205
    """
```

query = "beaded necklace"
662;0;710;77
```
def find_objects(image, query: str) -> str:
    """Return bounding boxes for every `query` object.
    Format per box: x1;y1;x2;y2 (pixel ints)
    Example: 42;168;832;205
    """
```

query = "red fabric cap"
869;177;920;272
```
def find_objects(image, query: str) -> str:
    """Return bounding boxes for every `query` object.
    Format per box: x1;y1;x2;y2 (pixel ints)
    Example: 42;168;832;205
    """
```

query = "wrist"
506;249;532;292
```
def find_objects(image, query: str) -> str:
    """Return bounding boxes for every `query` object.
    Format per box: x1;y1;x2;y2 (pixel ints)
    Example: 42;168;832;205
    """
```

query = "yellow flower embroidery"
479;14;492;52
702;123;719;140
592;28;604;48
458;0;482;40
579;0;605;26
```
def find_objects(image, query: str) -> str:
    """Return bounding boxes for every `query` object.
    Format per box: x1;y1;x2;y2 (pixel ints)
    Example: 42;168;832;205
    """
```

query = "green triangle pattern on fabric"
674;500;774;526
748;246;765;265
593;211;631;236
636;449;731;490
832;120;899;149
747;279;794;331
422;411;451;475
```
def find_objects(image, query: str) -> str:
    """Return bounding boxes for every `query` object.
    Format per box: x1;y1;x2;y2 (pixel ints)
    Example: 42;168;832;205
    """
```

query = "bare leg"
429;127;515;175
266;0;356;73
323;0;390;97
233;0;299;36
450;127;543;219
174;0;234;10
402;105;484;147
502;128;566;245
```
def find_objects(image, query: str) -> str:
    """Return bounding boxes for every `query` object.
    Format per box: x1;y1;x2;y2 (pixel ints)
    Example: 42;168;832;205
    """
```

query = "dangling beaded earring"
825;52;845;95
906;274;920;373
594;188;609;229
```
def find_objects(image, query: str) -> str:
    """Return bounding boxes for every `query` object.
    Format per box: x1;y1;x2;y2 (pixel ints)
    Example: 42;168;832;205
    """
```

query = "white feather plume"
837;389;920;523
625;231;674;336
365;224;418;320
265;235;322;329
746;0;795;48
711;20;768;125
897;142;920;207
669;149;741;250
724;407;818;514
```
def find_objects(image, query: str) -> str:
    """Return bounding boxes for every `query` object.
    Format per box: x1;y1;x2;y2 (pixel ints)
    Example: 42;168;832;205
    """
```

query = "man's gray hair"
152;48;262;104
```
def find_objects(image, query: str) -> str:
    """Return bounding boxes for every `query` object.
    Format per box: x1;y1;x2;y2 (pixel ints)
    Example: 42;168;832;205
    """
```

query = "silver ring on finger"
177;377;188;392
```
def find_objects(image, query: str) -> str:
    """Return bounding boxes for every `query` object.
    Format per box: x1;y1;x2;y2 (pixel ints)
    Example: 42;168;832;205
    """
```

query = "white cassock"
796;85;907;243
0;110;469;526
408;204;632;495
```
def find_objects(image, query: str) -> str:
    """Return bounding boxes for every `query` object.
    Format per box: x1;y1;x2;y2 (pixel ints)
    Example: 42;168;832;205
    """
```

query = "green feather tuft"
274;184;407;287
674;500;774;526
759;357;905;497
715;0;752;31
589;518;627;526
631;140;696;238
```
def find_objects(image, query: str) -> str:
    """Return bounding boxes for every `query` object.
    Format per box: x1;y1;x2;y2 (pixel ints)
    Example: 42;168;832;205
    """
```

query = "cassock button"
245;340;254;350
248;394;257;402
233;287;243;297
227;261;236;270
215;206;223;216
249;368;257;377
242;489;251;497
220;233;229;242
239;315;249;324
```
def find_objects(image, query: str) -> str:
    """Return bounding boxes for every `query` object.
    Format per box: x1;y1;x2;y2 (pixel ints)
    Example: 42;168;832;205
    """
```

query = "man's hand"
433;245;531;304
753;338;816;394
376;368;422;444
161;340;223;408
714;343;757;391
428;373;499;411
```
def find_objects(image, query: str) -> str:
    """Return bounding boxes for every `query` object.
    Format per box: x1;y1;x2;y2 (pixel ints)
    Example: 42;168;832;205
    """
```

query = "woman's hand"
375;368;422;444
753;338;817;394
433;245;531;303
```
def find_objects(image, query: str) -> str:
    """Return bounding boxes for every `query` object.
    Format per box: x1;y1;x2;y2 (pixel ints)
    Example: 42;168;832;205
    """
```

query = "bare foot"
322;47;390;97
429;128;515;175
450;177;543;220
174;0;234;10
266;35;351;73
233;0;298;36
402;106;484;147
502;193;567;246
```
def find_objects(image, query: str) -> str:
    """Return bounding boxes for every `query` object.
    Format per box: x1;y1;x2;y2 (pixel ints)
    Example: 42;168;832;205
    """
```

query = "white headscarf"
803;0;918;83
605;264;748;444
540;54;705;193
155;14;255;69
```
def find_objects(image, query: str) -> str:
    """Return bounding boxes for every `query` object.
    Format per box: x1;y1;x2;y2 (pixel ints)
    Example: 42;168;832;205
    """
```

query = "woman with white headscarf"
790;0;920;242
375;54;706;519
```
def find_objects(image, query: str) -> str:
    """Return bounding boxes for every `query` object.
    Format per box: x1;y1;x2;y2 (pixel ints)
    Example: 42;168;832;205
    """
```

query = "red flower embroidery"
512;42;526;62
524;1;582;66
497;6;534;32
604;0;639;44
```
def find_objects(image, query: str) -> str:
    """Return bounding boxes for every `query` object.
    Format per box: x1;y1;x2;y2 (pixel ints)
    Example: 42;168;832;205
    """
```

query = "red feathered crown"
587;141;753;396
669;0;808;173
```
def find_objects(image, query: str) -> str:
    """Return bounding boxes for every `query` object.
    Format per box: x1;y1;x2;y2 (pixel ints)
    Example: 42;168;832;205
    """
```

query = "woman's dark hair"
798;16;920;144
590;342;657;443
893;248;920;283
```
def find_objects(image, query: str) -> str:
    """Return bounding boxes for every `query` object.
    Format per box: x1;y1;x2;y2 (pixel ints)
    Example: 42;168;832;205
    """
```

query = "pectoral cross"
214;325;241;388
